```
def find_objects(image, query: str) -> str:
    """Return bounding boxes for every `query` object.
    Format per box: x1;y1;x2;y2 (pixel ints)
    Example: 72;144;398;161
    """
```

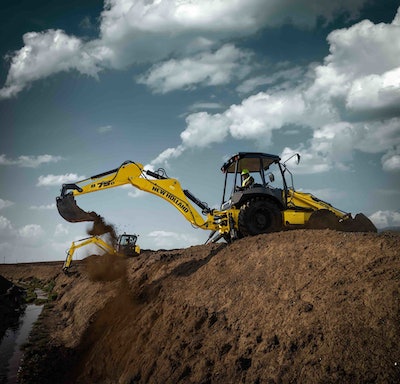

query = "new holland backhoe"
63;233;140;272
56;152;376;243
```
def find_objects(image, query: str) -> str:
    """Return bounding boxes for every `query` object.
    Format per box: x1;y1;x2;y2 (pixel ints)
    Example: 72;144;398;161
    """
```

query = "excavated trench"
0;278;47;384
0;304;43;383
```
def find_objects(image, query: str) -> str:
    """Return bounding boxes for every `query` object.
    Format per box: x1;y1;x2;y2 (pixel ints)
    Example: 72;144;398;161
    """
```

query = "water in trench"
0;299;44;383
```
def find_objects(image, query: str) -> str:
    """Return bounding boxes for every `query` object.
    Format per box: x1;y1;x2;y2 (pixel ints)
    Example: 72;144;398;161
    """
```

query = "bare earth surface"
1;229;400;383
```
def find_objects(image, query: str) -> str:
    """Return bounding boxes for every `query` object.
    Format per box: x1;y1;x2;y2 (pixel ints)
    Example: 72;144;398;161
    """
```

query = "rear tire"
238;198;282;236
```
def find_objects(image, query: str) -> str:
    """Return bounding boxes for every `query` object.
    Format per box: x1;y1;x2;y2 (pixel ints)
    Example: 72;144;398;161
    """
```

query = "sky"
1;0;400;263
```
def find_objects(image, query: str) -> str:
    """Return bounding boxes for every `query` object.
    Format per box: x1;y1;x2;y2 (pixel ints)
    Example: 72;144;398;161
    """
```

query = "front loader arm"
57;161;219;231
287;189;349;219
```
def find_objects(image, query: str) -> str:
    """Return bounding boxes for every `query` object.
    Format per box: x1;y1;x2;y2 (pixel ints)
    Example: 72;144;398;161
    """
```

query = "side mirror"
268;173;275;183
283;153;301;166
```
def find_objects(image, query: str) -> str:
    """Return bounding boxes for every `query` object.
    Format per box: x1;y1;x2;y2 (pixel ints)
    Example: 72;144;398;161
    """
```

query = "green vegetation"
17;277;58;305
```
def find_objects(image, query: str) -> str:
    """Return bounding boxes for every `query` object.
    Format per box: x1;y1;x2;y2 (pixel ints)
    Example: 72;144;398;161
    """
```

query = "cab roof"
221;152;281;173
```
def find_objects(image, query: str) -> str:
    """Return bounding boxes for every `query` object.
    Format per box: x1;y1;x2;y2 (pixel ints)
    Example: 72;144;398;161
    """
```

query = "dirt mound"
1;229;400;383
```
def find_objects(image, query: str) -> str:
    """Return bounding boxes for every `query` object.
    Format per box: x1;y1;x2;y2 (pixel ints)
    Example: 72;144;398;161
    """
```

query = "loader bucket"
306;210;377;233
340;213;377;233
56;194;98;223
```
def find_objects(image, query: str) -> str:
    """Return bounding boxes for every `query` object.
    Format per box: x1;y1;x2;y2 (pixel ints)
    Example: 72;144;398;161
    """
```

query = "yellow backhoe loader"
56;152;376;244
63;233;140;272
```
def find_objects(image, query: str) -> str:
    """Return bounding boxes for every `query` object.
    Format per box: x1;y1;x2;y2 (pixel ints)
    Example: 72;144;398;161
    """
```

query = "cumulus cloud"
152;8;400;171
0;0;370;98
181;112;230;147
382;146;400;172
151;90;307;167
19;224;44;238
98;0;367;52
147;230;199;249
280;118;400;174
37;173;87;186
137;44;252;93
346;67;400;113
0;29;103;99
151;90;309;167
18;224;46;247
0;216;15;247
54;223;69;237
0;154;63;167
307;11;400;120
0;216;66;261
227;92;306;140
0;216;47;250
30;203;56;210
0;199;14;210
2;1;399;176
369;210;400;229
150;145;185;168
0;215;13;232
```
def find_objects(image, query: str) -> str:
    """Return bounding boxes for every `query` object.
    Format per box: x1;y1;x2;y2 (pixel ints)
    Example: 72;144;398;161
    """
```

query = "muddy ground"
1;229;400;383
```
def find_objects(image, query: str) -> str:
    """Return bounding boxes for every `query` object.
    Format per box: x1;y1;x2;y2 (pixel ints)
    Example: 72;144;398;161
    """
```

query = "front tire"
238;198;282;236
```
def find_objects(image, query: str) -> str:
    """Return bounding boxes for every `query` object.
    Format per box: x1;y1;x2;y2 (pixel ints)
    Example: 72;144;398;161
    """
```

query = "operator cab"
117;233;139;257
220;152;287;210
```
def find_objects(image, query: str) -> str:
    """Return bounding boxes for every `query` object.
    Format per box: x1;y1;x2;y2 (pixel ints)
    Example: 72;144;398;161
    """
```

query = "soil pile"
1;229;399;383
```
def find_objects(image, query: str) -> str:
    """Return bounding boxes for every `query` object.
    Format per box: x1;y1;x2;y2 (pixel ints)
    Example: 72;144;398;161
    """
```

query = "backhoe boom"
57;161;221;232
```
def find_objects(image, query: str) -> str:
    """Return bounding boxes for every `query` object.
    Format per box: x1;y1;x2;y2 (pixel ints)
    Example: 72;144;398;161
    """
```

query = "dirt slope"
1;229;400;383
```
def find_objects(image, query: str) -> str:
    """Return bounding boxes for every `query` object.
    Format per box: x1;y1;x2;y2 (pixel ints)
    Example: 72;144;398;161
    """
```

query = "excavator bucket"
56;194;98;223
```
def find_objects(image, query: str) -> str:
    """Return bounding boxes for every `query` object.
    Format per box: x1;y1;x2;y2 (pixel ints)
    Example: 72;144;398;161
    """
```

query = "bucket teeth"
56;194;98;223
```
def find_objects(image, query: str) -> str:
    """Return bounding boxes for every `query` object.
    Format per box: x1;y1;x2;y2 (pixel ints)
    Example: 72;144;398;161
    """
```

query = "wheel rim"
254;209;270;231
238;198;281;236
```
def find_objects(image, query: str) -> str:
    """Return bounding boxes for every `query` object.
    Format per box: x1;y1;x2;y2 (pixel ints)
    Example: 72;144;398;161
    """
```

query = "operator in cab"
240;169;254;190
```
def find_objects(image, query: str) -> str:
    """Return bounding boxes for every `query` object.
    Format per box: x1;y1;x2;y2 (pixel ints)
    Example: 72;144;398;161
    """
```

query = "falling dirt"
84;216;124;281
87;215;118;245
1;229;400;383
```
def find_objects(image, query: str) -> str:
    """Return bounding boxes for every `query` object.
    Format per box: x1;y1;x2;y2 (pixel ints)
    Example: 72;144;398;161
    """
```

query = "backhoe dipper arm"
63;236;115;271
57;161;218;231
